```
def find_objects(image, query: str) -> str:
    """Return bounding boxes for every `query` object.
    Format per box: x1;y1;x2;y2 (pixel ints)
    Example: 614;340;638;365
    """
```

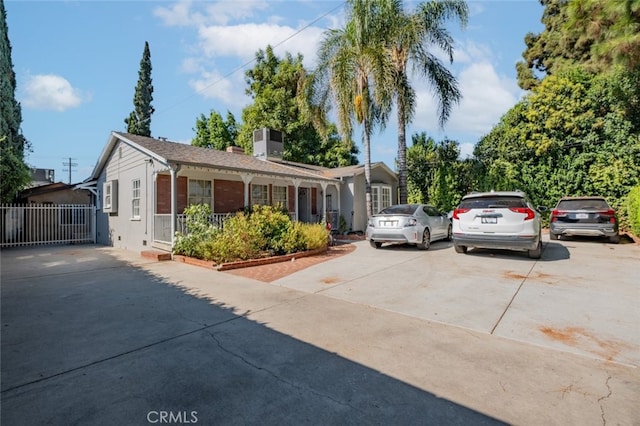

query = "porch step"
141;250;172;261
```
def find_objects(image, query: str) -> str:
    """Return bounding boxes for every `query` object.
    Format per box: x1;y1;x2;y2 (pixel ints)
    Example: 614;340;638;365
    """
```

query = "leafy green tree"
566;0;640;71
315;0;394;216
237;46;358;167
406;132;437;203
125;41;154;136
475;66;640;217
385;0;468;204
406;132;470;211
0;0;30;202
518;0;640;90
516;0;597;90
192;110;238;150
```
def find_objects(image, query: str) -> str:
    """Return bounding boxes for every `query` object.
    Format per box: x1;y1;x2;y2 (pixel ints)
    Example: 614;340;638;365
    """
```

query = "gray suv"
549;196;619;243
451;191;545;259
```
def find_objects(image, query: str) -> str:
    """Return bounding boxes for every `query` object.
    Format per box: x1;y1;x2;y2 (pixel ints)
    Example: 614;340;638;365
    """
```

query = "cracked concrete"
598;375;612;426
1;244;639;425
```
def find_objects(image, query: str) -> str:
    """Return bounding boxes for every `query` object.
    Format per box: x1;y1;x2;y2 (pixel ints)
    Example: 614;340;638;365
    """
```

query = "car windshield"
378;204;419;215
556;199;609;210
459;196;527;209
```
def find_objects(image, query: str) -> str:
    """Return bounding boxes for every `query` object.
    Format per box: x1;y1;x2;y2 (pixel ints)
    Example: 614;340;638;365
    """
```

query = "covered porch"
151;165;341;245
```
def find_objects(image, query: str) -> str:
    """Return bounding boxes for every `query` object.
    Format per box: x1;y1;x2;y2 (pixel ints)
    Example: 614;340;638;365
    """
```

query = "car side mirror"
537;206;548;212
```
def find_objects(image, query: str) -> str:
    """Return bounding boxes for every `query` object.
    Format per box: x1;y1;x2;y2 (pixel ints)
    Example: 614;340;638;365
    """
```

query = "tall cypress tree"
124;41;154;136
0;0;30;202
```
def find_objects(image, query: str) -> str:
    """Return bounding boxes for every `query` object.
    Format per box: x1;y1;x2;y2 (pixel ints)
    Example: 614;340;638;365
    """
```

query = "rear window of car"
459;196;527;209
556;198;609;210
379;205;419;215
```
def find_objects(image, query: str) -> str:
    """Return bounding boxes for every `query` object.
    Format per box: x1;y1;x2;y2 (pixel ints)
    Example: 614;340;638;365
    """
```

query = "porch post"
336;182;341;230
292;179;301;221
169;164;181;247
321;182;328;225
241;174;252;208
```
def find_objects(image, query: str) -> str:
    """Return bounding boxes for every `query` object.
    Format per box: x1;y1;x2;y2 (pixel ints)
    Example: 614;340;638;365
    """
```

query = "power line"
151;2;346;120
62;157;78;184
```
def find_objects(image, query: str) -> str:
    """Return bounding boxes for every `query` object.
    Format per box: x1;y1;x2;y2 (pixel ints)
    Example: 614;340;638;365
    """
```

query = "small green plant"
626;185;640;237
338;215;347;234
173;204;218;258
202;212;264;263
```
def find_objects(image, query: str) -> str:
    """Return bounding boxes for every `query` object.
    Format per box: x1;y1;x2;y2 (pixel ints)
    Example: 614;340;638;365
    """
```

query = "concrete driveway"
274;235;640;367
1;237;639;425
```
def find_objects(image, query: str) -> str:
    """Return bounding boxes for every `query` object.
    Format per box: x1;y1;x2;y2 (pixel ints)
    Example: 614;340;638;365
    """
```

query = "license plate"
575;213;589;219
481;217;497;224
382;221;396;227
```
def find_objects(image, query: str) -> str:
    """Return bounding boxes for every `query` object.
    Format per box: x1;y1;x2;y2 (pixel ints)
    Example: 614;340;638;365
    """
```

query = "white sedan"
366;204;452;250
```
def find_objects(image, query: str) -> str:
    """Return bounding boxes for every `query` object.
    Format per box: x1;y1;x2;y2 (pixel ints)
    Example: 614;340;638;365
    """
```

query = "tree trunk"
397;98;407;204
363;118;373;218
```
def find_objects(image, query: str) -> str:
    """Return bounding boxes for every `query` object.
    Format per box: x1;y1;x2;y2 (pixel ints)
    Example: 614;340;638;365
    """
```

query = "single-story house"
18;182;92;205
83;130;398;252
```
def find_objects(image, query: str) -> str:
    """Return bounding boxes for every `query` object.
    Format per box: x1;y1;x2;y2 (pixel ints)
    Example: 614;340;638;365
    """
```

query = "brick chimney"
226;145;244;154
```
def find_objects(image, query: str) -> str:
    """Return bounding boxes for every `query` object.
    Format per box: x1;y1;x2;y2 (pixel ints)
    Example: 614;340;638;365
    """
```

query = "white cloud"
412;40;522;144
154;0;269;27
22;74;87;111
188;69;246;108
197;23;324;65
154;0;200;27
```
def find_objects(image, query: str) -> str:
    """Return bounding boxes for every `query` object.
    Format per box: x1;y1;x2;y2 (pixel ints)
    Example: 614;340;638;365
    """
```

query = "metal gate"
0;204;95;248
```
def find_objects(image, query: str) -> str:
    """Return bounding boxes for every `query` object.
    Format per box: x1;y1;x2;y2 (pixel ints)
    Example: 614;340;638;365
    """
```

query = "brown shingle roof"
114;132;339;182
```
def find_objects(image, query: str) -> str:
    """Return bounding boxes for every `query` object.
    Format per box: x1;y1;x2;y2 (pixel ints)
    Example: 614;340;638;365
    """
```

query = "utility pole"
62;157;78;184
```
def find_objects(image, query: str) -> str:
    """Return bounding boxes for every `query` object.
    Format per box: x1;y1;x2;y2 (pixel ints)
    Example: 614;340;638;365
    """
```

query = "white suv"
451;191;545;259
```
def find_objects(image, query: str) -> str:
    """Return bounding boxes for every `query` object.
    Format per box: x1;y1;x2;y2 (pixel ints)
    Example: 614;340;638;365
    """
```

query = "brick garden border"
171;246;329;271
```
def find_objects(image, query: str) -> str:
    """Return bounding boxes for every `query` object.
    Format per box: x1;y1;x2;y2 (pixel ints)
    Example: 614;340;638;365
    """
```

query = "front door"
298;188;310;222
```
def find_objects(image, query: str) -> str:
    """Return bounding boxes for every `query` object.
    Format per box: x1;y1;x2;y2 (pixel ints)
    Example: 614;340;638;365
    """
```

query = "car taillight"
599;209;616;223
509;207;535;220
452;208;469;220
550;209;564;222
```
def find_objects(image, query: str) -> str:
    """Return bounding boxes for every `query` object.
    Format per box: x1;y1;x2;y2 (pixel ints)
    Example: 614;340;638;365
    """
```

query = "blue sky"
6;0;543;184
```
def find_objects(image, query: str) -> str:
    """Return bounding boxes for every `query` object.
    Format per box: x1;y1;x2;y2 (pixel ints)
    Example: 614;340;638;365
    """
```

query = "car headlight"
367;219;375;228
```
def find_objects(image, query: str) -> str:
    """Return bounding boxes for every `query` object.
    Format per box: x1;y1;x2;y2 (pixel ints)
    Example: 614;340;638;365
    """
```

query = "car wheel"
417;229;430;250
370;240;382;249
549;232;558;240
454;244;467;254
446;225;452;241
609;234;620;244
528;240;542;259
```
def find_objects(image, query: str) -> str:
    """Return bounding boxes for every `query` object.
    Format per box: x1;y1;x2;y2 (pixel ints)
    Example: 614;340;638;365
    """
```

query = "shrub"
302;223;330;250
173;204;218;258
281;222;307;254
202;212;264;263
247;205;292;254
626;185;640;237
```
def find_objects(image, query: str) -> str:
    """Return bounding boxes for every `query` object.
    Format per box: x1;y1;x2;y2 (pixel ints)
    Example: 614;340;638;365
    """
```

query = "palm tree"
314;0;395;217
386;0;468;204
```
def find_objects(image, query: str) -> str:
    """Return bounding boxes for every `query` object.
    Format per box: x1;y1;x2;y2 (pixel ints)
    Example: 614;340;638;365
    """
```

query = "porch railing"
153;212;235;243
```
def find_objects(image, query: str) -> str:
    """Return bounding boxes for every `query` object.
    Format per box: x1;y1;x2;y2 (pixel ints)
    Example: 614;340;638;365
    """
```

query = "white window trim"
372;184;392;214
131;178;141;220
188;179;213;207
272;185;288;209
252;184;269;206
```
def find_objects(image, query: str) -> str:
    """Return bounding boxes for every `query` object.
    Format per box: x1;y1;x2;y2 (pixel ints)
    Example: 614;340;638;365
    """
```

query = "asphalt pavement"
1;236;638;425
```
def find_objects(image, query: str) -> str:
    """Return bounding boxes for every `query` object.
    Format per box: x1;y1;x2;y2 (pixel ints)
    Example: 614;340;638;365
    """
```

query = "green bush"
626;185;640;237
202;212;265;263
247;204;292;254
300;223;329;250
173;204;218;258
176;204;329;262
